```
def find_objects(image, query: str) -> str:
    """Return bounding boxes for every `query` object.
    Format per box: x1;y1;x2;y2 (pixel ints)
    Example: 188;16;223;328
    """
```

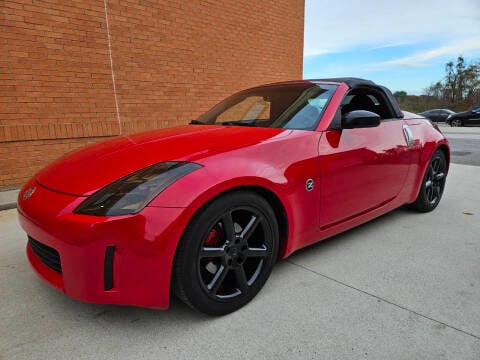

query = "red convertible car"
18;78;449;315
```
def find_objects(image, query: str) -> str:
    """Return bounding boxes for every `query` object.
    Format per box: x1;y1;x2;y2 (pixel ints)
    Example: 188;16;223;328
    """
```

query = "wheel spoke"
425;179;433;188
234;266;248;292
426;187;433;201
200;247;225;259
248;260;264;286
221;212;236;241
207;265;228;295
239;215;263;242
245;245;268;258
435;172;445;181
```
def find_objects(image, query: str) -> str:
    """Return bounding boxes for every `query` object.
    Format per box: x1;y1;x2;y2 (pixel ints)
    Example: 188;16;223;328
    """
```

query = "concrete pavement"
437;123;480;167
1;163;479;359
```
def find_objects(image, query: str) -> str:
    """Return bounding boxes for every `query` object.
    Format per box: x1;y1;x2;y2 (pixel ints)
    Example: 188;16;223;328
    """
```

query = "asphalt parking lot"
438;123;480;166
1;131;480;359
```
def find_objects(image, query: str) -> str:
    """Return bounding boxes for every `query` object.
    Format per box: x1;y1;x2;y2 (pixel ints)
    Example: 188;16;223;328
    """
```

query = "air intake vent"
28;236;62;274
104;246;116;290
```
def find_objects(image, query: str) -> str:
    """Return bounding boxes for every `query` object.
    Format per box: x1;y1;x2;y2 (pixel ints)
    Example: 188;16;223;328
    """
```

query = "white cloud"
304;0;480;57
366;37;480;70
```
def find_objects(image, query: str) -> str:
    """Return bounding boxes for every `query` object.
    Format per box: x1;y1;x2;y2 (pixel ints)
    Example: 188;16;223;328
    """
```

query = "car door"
429;110;440;122
469;106;480;125
431;110;443;122
317;116;410;228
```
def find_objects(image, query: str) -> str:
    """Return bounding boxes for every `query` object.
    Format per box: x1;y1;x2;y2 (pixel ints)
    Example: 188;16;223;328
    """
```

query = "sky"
303;0;480;94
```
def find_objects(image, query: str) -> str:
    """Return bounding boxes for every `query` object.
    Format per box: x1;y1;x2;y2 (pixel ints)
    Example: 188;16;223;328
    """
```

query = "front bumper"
18;180;196;309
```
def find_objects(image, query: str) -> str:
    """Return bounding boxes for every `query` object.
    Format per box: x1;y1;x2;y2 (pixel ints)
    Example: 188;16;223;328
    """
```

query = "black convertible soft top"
314;77;404;118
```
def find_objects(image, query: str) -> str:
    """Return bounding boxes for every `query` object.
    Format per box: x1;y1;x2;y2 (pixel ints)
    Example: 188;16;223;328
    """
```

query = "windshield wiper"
189;119;207;125
220;120;256;127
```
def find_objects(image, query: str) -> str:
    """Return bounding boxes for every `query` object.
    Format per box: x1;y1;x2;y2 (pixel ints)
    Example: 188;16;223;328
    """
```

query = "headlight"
75;161;202;216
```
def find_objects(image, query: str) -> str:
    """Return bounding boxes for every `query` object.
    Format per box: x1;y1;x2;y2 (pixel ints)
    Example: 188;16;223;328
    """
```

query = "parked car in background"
446;105;480;126
419;109;455;122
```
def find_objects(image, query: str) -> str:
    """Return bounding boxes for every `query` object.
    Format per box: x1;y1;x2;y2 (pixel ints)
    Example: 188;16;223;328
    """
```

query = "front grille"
28;236;62;274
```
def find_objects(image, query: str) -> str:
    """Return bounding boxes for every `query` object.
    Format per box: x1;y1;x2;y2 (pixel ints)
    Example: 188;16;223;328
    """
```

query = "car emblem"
22;186;36;201
305;179;314;191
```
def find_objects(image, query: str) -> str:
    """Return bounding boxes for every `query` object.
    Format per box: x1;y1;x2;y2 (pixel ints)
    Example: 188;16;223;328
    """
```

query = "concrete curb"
0;203;17;211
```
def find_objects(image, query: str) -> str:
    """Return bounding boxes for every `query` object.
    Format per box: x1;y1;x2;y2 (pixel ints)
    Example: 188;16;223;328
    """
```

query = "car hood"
36;125;288;196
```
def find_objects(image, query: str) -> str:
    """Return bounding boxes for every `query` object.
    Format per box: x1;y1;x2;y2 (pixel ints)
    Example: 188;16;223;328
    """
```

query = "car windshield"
196;83;337;130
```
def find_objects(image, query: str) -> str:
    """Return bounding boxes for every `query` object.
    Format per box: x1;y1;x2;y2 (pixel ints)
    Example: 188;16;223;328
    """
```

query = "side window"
216;96;271;123
341;90;391;119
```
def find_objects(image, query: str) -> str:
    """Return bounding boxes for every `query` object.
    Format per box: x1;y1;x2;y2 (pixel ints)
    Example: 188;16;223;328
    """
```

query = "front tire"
408;150;447;212
173;191;279;316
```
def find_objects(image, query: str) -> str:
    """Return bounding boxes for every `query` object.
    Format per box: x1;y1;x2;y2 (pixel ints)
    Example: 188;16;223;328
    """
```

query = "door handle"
402;124;414;147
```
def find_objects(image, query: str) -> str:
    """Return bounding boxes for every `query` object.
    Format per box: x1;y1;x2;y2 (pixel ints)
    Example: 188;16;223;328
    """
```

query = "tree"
421;56;480;111
424;81;443;99
463;60;480;104
397;56;479;113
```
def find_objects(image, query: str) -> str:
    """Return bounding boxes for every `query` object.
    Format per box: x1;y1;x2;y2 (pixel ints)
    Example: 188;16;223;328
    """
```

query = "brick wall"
0;0;304;190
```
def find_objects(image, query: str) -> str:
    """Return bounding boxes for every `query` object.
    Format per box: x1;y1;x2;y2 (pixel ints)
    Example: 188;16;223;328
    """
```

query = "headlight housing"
75;161;202;216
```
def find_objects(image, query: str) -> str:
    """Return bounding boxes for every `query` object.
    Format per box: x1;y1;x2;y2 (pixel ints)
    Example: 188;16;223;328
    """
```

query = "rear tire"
407;150;447;212
450;119;462;127
173;191;279;316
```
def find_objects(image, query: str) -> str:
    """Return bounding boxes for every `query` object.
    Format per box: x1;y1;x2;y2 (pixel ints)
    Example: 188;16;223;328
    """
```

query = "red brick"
0;0;303;189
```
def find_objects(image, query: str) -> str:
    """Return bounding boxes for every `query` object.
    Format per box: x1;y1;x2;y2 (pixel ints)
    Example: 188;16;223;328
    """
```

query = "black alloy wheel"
450;119;462;127
174;191;279;315
424;155;446;205
408;150;447;212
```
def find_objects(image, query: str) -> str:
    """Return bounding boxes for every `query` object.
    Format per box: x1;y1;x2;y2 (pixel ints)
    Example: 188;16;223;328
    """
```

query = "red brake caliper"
205;224;222;246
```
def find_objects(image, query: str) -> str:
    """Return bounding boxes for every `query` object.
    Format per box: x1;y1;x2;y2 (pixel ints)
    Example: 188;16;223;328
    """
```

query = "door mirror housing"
342;110;381;129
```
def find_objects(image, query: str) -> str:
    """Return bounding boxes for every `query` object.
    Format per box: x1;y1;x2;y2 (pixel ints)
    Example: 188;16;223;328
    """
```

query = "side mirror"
342;110;380;129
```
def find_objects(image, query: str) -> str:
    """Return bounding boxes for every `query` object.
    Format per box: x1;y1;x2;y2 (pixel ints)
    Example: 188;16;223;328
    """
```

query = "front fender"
148;158;296;240
148;130;323;258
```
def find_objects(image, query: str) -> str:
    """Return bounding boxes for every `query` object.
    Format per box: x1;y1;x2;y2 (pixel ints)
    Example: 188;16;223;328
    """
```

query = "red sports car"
18;78;449;315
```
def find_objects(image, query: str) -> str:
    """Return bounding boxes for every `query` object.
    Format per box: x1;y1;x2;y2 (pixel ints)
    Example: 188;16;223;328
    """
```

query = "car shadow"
31;206;418;323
